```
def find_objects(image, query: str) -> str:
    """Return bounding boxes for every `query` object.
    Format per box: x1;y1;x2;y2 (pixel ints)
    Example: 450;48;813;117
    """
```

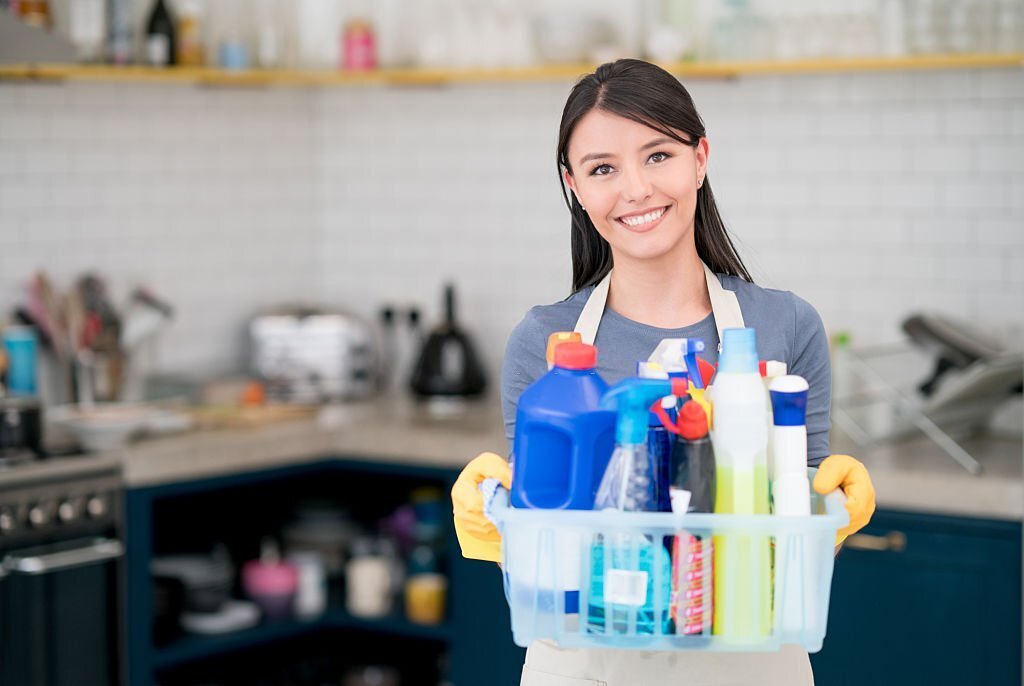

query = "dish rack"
489;484;847;653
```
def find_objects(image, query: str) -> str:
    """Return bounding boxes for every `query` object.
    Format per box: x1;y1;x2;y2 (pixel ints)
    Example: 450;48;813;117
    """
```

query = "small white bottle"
769;374;817;639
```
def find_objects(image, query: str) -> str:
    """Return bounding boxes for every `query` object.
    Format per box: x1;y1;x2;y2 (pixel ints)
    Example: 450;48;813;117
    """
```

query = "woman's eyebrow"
577;136;682;165
578;151;613;165
640;136;680;150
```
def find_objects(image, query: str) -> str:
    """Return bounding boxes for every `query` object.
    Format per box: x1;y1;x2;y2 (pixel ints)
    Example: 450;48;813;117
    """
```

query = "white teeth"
620;207;666;227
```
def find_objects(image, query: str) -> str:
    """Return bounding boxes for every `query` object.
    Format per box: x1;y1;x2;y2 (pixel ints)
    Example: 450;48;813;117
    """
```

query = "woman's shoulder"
718;273;822;328
505;288;593;358
510;288;592;339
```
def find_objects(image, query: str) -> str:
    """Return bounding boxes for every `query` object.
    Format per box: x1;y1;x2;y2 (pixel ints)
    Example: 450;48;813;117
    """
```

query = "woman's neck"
607;248;712;329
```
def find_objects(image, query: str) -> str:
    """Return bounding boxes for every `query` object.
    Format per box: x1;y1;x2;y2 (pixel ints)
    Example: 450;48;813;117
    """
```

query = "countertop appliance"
0;458;124;685
0;395;43;467
250;308;380;403
410;284;487;399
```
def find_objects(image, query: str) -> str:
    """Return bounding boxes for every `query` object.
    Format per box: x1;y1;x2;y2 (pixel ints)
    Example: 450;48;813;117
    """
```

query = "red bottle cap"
554;342;597;370
696;357;716;387
677;400;709;440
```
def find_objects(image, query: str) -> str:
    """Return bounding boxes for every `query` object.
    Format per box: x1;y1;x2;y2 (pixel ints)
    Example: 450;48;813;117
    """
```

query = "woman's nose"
620;165;653;203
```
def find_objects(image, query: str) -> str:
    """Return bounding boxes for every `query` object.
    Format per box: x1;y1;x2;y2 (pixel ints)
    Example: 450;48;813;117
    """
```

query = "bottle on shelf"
107;0;134;64
144;0;177;67
16;0;52;29
67;0;106;62
176;0;204;67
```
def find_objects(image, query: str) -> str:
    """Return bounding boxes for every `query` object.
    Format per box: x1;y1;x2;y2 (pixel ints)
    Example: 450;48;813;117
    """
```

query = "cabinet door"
810;510;1021;686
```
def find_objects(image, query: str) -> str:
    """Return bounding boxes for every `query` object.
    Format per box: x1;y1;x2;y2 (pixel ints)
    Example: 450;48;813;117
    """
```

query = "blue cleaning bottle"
587;378;687;636
646;338;706;512
511;342;616;510
636;361;676;514
510;342;616;618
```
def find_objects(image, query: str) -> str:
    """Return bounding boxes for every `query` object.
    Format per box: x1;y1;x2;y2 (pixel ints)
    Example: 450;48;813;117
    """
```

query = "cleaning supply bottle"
648;338;707;509
587;377;686;636
769;374;816;637
760;360;787;489
545;331;582;370
511;342;615;510
511;341;615;618
637;361;674;513
650;337;713;429
669;399;715;639
649;337;705;391
711;327;771;641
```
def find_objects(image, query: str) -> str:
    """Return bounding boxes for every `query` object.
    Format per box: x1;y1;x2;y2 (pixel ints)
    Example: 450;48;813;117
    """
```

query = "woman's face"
565;108;708;266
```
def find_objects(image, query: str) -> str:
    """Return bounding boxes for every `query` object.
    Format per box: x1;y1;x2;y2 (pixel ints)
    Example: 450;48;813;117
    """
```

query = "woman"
452;59;875;686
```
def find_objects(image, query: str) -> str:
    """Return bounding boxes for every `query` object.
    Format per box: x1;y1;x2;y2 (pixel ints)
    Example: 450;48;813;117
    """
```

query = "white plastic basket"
491;482;847;653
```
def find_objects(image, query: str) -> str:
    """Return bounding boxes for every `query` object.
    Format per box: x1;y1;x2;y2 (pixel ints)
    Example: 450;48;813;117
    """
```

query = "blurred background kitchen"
0;1;1021;685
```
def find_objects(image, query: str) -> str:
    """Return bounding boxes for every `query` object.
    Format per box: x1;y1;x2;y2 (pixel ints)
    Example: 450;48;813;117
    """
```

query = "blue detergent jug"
511;342;616;510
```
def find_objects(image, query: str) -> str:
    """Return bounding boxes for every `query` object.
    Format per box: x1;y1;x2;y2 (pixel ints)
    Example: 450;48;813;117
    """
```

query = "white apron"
520;264;815;686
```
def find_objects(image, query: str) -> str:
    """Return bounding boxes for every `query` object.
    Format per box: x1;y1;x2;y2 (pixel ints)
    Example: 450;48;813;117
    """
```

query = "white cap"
769;374;809;394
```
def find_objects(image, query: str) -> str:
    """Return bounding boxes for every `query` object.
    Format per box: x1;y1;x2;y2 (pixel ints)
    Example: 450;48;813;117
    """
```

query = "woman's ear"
563;169;584;208
696;137;709;187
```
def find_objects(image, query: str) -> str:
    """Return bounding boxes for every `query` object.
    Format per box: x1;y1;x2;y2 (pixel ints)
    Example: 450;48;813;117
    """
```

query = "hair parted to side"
557;58;753;293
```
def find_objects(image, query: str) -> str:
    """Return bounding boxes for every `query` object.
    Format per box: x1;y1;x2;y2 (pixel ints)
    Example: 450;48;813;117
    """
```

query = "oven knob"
57;499;79;523
0;507;16;534
28;502;52;528
86;494;109;519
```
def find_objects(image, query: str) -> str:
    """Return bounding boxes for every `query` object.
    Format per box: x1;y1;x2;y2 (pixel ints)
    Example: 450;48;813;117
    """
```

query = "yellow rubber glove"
813;454;876;546
451;452;512;562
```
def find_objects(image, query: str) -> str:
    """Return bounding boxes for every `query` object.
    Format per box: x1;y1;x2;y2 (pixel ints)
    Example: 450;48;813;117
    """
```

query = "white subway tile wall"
0;82;321;374
1;68;1021;385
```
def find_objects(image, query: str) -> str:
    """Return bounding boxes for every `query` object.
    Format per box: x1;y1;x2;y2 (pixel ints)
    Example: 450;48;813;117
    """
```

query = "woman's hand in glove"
451;452;511;561
813;454;876;545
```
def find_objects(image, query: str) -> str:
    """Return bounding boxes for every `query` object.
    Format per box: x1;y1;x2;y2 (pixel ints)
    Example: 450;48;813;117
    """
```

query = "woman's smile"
615;205;670;233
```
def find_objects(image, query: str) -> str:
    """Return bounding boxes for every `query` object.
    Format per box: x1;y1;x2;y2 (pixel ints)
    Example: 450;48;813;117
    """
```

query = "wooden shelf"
0;53;1021;88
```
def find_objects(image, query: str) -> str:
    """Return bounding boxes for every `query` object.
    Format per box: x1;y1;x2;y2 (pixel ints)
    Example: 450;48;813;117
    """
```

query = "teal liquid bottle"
586;378;685;636
587;528;672;635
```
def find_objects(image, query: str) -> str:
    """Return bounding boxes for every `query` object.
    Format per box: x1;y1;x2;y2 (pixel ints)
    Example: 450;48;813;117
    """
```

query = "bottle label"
147;34;170;66
670;533;713;634
604;569;648;607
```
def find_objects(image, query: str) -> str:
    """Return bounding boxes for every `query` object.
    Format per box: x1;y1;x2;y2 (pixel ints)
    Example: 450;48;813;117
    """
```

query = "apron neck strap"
573;263;745;350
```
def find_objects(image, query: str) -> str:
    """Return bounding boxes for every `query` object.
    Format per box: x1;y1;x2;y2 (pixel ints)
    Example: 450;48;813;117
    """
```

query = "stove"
0;455;124;685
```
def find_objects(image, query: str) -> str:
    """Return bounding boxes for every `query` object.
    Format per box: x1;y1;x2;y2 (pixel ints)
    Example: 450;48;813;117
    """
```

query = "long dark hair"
557;58;752;292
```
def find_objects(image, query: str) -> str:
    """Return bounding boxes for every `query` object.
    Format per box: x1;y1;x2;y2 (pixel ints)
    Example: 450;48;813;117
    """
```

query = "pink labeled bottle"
669;400;715;639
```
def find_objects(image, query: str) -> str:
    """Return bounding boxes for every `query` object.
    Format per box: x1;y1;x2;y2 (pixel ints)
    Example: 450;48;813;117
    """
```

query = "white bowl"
60;404;150;452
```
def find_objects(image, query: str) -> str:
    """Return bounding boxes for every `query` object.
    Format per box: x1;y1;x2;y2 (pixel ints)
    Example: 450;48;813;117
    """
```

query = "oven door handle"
3;538;123;575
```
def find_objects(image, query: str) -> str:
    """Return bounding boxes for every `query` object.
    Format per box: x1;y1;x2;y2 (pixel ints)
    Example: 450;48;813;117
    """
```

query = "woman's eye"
648;151;671;164
590;164;614;176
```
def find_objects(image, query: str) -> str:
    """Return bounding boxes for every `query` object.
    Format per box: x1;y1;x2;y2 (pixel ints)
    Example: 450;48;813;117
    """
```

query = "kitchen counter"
118;394;509;488
16;394;1022;520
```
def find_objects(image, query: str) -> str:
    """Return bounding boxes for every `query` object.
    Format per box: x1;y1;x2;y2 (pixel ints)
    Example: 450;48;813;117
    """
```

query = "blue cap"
769;375;810;426
718;327;758;374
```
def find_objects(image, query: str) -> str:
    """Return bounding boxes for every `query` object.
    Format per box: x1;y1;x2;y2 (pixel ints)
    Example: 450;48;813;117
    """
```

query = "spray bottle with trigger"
588;377;688;636
650;337;710;419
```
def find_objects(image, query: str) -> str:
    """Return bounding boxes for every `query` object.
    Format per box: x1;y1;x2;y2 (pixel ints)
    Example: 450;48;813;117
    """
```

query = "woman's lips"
616;206;668;233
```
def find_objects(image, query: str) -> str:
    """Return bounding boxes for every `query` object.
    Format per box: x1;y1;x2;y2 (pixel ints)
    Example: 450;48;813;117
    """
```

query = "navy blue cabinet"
125;459;524;686
810;509;1022;686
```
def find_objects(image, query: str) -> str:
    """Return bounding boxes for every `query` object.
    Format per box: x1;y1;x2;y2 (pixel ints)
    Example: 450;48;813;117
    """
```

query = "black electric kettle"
410;283;487;398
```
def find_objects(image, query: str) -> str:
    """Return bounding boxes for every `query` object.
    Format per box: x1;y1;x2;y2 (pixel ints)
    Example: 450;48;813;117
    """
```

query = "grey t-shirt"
501;273;832;466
